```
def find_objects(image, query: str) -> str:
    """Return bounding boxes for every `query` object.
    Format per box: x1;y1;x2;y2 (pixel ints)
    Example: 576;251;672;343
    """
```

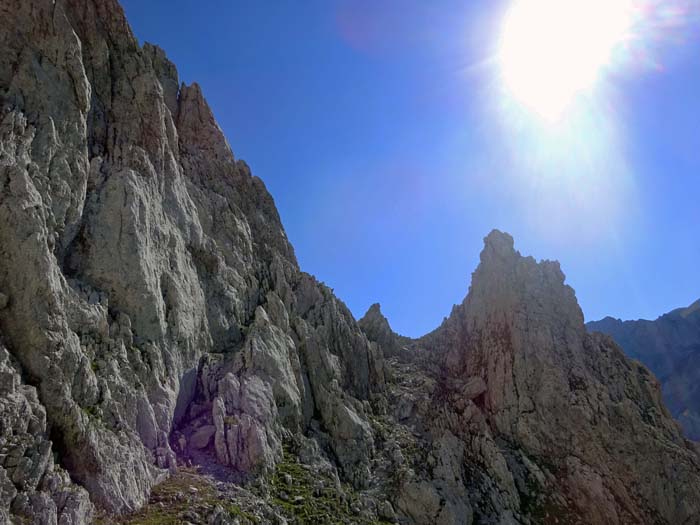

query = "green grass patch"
268;448;393;525
95;467;257;525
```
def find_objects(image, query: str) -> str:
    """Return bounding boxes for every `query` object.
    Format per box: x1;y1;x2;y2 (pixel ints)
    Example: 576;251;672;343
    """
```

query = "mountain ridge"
588;298;700;440
1;1;699;524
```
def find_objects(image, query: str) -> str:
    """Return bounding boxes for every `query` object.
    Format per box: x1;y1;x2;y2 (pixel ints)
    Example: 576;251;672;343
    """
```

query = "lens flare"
499;0;635;121
486;0;700;244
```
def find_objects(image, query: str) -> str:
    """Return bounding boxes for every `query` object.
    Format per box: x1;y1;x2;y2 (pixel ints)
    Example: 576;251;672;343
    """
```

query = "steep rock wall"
415;231;700;524
0;0;383;518
1;2;699;524
588;301;700;440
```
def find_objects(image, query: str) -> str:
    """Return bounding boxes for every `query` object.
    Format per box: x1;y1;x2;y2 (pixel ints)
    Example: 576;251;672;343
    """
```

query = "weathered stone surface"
359;303;408;358
0;342;93;524
588;299;700;440
190;425;216;450
0;0;382;517
1;1;699;524
420;230;700;524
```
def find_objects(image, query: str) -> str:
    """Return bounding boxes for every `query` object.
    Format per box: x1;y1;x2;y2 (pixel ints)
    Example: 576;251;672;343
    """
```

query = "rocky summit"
588;300;700;441
0;1;699;524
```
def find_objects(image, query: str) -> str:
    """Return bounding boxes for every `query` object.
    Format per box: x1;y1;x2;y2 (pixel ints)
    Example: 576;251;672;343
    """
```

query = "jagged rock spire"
359;303;404;357
424;230;700;524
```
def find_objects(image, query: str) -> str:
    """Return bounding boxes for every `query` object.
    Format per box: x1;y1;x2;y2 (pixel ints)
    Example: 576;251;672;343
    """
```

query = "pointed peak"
143;42;179;116
182;81;203;94
177;82;234;163
481;229;517;261
484;229;515;249
456;229;581;334
142;41;168;59
367;303;382;315
359;303;387;326
476;229;564;284
359;303;404;357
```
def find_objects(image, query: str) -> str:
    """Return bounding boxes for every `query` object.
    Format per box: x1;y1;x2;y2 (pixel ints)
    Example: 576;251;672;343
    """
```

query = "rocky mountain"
588;300;700;440
358;304;410;358
1;1;699;524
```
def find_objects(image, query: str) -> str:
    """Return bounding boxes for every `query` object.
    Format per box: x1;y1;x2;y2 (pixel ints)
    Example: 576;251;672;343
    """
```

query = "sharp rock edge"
0;1;699;524
588;299;700;441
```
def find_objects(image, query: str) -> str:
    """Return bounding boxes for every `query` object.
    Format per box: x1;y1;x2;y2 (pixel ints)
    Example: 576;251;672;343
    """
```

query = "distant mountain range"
588;300;700;440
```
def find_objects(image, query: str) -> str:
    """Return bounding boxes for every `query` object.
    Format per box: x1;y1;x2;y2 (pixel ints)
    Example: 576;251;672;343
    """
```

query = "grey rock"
190;425;216;450
359;303;407;357
0;344;93;523
588;300;700;440
421;230;700;524
1;1;699;524
378;500;397;522
396;480;443;524
0;0;382;515
461;376;486;400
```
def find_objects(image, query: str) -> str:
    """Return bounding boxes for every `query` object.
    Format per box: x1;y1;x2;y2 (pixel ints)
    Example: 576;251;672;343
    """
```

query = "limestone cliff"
0;1;699;525
360;232;700;524
358;304;410;358
409;231;700;524
588;300;700;440
1;0;382;521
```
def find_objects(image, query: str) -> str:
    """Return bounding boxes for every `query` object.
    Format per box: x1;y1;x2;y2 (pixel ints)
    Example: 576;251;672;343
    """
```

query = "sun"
499;0;634;121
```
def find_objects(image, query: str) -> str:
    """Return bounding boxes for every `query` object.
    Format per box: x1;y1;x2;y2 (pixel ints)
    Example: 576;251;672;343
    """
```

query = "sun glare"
481;0;695;243
499;0;634;121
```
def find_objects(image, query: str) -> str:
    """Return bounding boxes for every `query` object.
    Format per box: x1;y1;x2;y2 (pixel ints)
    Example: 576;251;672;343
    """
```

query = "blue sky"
121;0;700;337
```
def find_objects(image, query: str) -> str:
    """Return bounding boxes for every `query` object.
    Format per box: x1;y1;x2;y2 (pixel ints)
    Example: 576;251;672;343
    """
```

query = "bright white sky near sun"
499;0;634;121
122;0;700;337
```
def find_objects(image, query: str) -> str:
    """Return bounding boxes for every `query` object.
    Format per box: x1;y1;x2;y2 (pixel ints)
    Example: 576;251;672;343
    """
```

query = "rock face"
409;231;700;524
588;301;700;440
357;232;700;525
0;1;699;524
0;340;93;525
0;0;381;519
358;304;409;358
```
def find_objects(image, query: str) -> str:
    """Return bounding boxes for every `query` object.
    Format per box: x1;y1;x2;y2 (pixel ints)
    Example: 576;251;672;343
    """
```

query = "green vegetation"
82;405;101;420
268;448;393;525
95;467;257;525
96;450;397;525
